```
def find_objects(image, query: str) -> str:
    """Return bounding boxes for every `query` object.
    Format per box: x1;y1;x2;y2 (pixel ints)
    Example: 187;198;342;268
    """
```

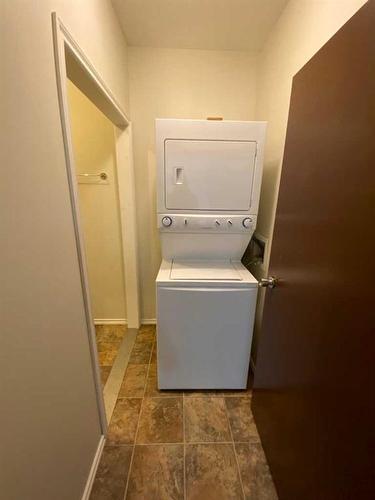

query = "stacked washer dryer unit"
156;119;266;389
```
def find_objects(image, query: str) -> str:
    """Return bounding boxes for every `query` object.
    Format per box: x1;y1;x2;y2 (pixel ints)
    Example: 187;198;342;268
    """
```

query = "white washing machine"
155;119;266;389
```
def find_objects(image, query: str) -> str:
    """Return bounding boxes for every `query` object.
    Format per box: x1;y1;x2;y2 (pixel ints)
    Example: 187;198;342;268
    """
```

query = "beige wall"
1;2;128;499
67;80;127;321
251;0;367;359
128;47;258;319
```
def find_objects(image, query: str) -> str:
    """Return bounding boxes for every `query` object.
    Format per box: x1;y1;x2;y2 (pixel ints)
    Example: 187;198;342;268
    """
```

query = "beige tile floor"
96;325;127;387
90;325;278;500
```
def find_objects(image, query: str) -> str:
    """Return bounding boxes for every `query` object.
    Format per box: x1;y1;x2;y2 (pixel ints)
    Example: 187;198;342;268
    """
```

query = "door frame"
52;13;140;433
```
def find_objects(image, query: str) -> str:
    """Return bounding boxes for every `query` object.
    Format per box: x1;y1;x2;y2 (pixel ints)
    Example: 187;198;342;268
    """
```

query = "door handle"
175;167;184;184
258;276;278;289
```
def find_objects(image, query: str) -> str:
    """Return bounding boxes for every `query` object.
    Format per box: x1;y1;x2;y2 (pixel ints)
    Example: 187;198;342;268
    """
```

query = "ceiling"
112;0;288;51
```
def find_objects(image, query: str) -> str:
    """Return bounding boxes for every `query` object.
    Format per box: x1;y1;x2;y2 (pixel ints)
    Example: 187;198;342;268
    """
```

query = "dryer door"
164;139;257;211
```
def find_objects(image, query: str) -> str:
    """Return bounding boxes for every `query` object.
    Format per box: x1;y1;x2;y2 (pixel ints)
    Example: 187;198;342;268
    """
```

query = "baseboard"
94;318;157;325
94;319;127;325
141;318;157;325
81;435;105;500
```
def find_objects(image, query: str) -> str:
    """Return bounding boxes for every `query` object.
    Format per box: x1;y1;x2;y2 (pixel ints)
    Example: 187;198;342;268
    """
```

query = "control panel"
158;214;257;233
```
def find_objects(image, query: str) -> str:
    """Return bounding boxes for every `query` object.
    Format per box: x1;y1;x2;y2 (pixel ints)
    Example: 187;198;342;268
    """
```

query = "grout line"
221;393;252;398
183;393;252;399
134;441;184;446
115;393;251;400
116;394;252;401
108;440;242;447
131;440;241;446
123;334;154;500
117;396;144;400
223;398;246;500
118;395;182;401
183;440;237;446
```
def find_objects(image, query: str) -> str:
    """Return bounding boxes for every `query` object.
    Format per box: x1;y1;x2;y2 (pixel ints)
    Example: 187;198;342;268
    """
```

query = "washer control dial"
242;217;253;229
162;216;172;227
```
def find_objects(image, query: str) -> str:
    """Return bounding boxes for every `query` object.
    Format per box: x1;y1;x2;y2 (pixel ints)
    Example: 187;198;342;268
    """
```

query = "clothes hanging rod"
77;172;108;180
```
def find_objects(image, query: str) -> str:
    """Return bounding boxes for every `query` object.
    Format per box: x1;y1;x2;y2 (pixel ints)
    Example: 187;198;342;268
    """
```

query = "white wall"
0;2;129;499
251;0;367;359
67;80;127;321
128;47;258;319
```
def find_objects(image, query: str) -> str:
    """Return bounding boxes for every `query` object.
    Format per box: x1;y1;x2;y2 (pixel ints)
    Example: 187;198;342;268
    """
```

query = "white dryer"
155;119;266;389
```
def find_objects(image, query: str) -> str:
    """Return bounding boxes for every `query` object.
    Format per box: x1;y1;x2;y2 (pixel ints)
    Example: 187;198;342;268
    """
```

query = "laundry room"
3;2;373;500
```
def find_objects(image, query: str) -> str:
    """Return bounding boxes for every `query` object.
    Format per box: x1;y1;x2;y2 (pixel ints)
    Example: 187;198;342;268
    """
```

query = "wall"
128;47;258;319
0;2;129;499
67;80;127;321
251;0;367;360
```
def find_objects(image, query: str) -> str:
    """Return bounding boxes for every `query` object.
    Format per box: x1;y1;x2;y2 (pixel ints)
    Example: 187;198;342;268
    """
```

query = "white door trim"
51;13;141;438
80;435;106;500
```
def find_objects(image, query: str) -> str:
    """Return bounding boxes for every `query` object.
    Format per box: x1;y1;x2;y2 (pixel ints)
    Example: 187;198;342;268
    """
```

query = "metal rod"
77;172;108;180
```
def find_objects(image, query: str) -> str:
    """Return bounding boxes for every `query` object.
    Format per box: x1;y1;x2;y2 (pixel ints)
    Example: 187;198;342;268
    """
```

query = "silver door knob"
258;277;277;289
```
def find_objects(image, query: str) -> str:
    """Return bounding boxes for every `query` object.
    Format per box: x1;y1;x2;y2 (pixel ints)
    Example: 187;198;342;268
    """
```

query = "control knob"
162;216;172;227
242;217;253;229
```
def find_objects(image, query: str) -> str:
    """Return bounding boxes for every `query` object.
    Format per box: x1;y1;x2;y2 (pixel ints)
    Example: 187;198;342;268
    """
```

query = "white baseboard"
81;435;105;500
140;318;157;325
94;319;127;325
94;318;157;325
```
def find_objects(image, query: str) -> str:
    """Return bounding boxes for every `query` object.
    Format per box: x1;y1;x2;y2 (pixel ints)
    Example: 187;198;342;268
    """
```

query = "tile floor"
90;325;278;500
96;325;127;387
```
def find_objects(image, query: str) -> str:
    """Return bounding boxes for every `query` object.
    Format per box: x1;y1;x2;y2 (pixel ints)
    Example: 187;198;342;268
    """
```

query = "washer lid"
170;259;242;281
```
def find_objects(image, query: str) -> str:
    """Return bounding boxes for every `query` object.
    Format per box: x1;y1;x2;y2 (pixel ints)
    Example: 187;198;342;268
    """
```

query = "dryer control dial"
162;216;173;227
242;217;253;229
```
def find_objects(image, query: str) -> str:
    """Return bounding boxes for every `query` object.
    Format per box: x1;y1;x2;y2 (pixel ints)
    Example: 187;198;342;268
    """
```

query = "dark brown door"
252;2;375;499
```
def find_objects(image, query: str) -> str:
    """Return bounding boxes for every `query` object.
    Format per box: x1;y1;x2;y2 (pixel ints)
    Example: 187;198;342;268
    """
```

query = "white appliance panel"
170;260;242;281
159;233;253;260
157;286;257;389
165;139;256;211
158;214;256;233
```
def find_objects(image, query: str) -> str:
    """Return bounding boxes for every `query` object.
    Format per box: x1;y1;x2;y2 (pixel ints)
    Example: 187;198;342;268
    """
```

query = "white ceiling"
112;0;288;51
